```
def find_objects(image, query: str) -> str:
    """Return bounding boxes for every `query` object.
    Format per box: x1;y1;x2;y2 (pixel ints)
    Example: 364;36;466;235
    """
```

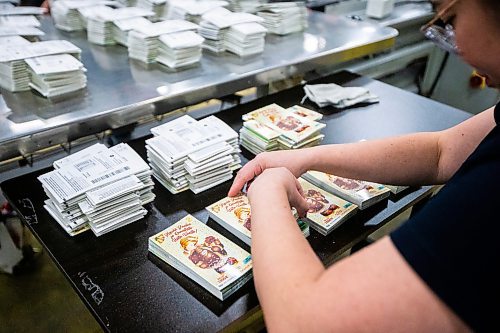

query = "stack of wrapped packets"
198;7;266;55
26;54;87;98
239;103;325;154
86;6;154;45
39;143;155;236
0;39;81;92
146;115;241;194
148;214;253;300
156;30;204;69
257;2;308;35
127;19;198;63
302;170;390;210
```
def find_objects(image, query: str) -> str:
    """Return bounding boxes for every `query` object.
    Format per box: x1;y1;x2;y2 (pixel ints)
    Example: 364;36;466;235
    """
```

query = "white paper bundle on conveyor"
127;19;198;63
198;7;266;56
0;35;30;92
0;39;81;92
25;54;87;98
227;0;262;13
257;2;308;35
38;143;155;237
136;0;166;21
0;5;45;16
239;104;325;154
0;26;44;39
0;15;40;27
86;6;154;45
146;115;241;194
157;30;204;69
166;0;227;24
51;0;111;31
112;16;151;46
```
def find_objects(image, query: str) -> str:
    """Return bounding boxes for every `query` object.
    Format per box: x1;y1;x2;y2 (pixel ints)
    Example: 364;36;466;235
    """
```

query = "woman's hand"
229;150;309;197
247;167;309;218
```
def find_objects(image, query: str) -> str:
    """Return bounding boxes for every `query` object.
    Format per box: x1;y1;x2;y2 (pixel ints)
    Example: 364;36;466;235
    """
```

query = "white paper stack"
239;104;325;154
136;0;166;21
146;115;241;194
225;22;266;56
0;26;43;38
157;30;204;68
51;0;117;31
0;35;29;91
26;54;87;98
0;6;45;16
127;19;198;63
39;143;155;237
257;2;308;35
0;39;81;92
0;15;40;27
199;7;265;55
166;0;227;24
112;16;152;46
227;0;262;13
87;6;155;45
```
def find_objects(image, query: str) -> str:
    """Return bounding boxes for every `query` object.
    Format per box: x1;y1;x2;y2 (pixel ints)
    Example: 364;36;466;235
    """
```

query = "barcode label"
90;166;130;185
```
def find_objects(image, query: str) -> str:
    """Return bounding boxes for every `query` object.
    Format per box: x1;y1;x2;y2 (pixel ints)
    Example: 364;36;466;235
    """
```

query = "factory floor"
0;230;102;333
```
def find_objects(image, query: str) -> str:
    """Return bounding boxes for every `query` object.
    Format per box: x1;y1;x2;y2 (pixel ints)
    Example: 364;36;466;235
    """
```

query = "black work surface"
1;72;471;332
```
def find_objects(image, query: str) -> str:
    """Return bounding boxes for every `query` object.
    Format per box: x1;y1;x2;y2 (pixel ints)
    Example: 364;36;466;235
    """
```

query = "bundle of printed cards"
149;214;253;300
302;171;390;210
166;0;228;24
146;115;241;194
0;15;40;27
257;2;308;35
156;30;204;69
26;54;87;98
0;5;46;16
206;193;309;245
39;143;155;237
127;19;199;63
225;22;266;57
239;104;325;154
0;39;81;92
298;178;358;235
0;26;43;39
199;7;265;55
0;35;30;92
227;0;262;13
86;6;154;45
136;0;166;21
112;16;151;46
51;0;112;32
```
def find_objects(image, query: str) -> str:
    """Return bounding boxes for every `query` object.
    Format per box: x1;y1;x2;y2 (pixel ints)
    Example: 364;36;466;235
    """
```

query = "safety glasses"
421;0;460;54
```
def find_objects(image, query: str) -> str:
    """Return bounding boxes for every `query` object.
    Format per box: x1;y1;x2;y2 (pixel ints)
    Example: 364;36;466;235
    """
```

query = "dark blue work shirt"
391;103;500;333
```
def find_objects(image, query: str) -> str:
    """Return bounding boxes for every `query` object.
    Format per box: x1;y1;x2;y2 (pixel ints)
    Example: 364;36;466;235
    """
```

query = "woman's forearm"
298;132;442;185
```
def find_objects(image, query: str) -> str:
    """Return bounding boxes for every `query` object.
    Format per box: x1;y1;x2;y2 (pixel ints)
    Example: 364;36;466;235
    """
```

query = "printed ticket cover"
306;171;390;201
251;104;324;142
242;120;280;141
38;144;149;205
206;193;252;238
298;178;357;229
149;215;252;290
287;105;323;121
